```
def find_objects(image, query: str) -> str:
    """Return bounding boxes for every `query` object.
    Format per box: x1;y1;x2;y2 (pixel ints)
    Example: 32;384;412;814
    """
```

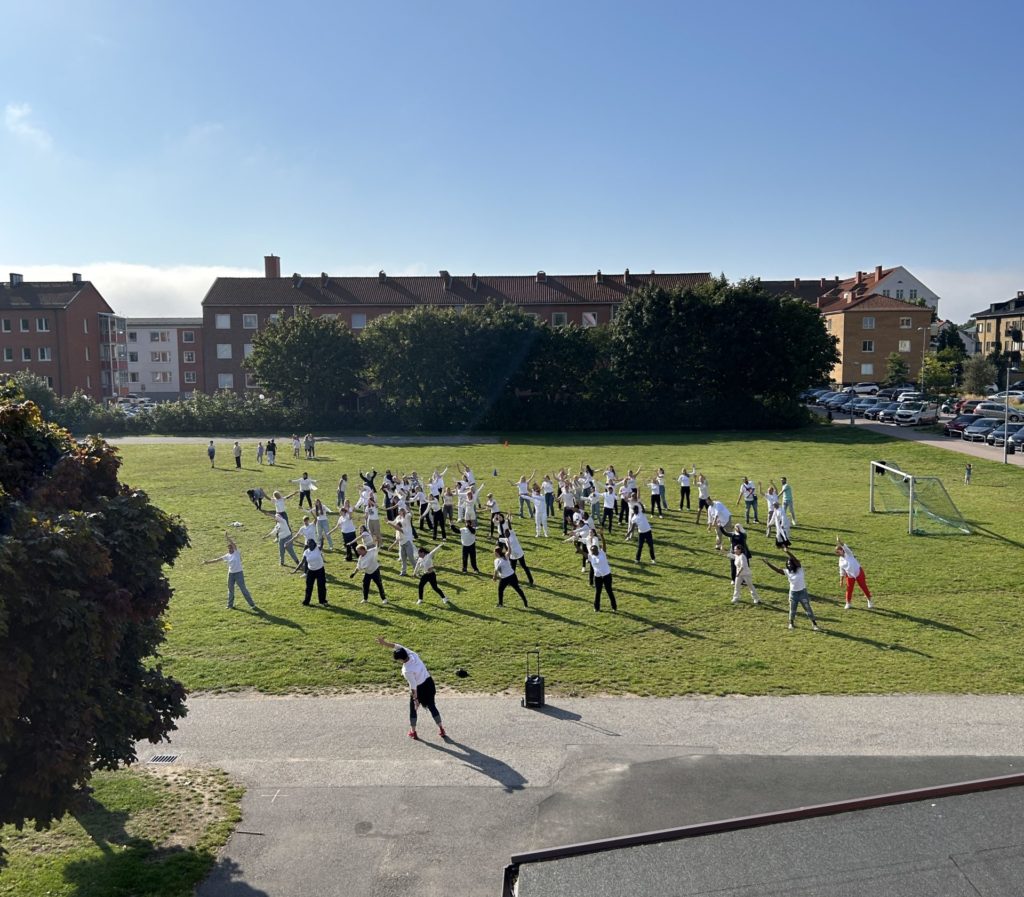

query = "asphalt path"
146;694;1024;897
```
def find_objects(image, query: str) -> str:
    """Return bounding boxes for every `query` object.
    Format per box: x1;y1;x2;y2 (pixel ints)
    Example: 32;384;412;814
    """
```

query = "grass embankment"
0;768;242;897
117;427;1024;696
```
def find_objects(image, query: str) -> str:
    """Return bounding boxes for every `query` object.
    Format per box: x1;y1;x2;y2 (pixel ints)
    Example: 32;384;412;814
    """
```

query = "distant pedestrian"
295;472;316;509
375;637;446;741
337;473;349;506
836;537;873;610
256;441;265;465
207;440;216;468
964;463;972;485
266;438;277;466
678;467;692;510
233;440;242;469
762;550;820;631
202;539;257;610
292;434;301;458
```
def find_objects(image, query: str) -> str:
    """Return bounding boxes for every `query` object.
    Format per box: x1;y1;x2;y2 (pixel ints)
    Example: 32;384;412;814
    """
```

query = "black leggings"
618;500;629;523
362;569;386;601
650;493;663;515
462;544;479;572
680;486;690;509
304;567;326;604
410;676;441;727
594;573;617;611
418;571;446;601
343;530;357;561
498;573;528;606
431;510;447;540
562;507;575;534
636;531;655;561
601;506;614;530
299;490;312;508
511;554;534;585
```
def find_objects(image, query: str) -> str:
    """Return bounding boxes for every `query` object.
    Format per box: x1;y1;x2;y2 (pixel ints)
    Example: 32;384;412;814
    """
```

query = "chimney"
874;264;883;283
1018;291;1023;299
264;255;281;278
650;269;656;275
320;272;329;287
595;269;603;284
439;270;451;290
835;276;840;284
623;268;630;284
794;277;801;290
536;270;546;283
855;271;864;285
291;273;303;289
72;272;82;284
470;273;478;292
9;273;23;287
378;270;387;283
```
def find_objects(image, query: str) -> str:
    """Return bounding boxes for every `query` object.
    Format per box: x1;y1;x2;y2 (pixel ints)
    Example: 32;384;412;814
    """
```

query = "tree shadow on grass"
416;738;528;792
197;857;272;896
386;603;442;622
530;583;588;603
528;605;596;628
534;703;621;737
617;610;705;640
869;606;978;638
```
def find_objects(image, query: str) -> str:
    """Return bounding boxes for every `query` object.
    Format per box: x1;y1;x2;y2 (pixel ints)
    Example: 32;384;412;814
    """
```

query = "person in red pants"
836;537;873;609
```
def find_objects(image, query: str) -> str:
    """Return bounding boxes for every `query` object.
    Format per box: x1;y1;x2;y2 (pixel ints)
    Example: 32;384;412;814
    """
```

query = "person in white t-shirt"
836;538;873;609
737;477;759;524
587;543;617;612
266;513;300;565
629;502;656;564
677;467;692;510
350;545;387;604
530;484;549;537
375;637;446;740
600;485;616;531
202;539;257;610
762;550;819;631
293;539;328;606
414;544;448;605
493;544;529;607
695;474;711;524
510;472;536;518
707;499;731;551
730;543;760;605
767;503;791;549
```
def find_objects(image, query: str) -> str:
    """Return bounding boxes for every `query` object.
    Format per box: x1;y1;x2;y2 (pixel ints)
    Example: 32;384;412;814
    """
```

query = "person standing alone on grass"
761;550;820;631
203;538;258;611
836;538;873;609
375;637;446;740
207;440;216;468
964;463;972;485
233;440;242;469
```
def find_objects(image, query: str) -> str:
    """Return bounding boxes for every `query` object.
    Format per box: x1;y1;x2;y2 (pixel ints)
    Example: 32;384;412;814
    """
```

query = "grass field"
117;426;1024;697
0;768;242;897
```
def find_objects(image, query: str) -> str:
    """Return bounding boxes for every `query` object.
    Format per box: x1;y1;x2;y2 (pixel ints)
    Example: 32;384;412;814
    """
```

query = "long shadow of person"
251;607;306;633
416;738;528;793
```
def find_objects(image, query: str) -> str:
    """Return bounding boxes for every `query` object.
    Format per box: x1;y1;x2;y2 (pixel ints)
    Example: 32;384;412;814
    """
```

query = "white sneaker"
442;597;449;604
753;598;760;605
416;598;423;604
731;597;739;604
787;623;794;630
361;598;368;603
867;600;873;609
844;602;852;610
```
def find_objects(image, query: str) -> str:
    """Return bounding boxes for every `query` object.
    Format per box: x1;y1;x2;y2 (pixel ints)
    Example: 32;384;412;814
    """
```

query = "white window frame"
151;351;170;363
581;311;598;328
243;343;254;358
860;363;874;376
38;346;52;361
896;289;904;300
184;371;197;384
2;347;12;361
215;314;231;329
268;313;280;324
151;371;173;383
216;343;233;360
21;347;31;361
128;351;139;363
85;347;90;361
181;330;195;343
182;350;196;364
351;313;367;330
909;289;918;300
128;372;140;383
1;319;10;332
36;317;50;332
862;316;876;330
898;340;912;352
552;312;568;326
128;331;137;342
899;316;912;329
20;318;29;332
217;373;235;389
83;318;89;334
862;340;875;353
242;314;258;329
244;372;259;389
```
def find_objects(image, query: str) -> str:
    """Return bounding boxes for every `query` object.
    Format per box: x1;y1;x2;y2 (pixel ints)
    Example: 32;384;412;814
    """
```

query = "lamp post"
1003;366;1022;465
917;326;930;392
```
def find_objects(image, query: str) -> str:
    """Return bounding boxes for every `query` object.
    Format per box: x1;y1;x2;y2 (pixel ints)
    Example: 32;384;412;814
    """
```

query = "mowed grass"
117;427;1024;697
0;768;242;897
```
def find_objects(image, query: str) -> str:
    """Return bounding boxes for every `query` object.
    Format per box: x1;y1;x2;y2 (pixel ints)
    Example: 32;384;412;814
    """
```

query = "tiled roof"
0;281;89;310
201;272;713;309
754;279;837;304
973;294;1024;319
819;292;931;314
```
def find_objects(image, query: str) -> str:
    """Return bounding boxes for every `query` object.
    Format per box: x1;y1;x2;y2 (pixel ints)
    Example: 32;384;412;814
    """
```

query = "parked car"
864;401;893;421
943;414;983;437
800;388;828;402
826;394;853;410
851;397;882;415
875;388;899;401
987;390;1024;401
876;402;903;423
962;418;1002;442
850;381;880;395
896;390;924;403
985;423;1018;447
1006;425;1024;452
974;402;1024;423
955;398;985;415
813;391;839;406
894;402;940;426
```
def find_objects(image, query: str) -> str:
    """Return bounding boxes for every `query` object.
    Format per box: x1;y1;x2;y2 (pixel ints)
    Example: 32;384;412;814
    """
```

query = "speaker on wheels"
522;650;545;708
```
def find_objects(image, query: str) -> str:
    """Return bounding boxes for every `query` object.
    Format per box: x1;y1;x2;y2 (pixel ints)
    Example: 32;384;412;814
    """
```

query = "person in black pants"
350;545;387;604
293;540;328;605
376;637;446;740
452;522;480;572
600;487;615;531
359;469;378;492
493;545;528;608
587;542;617;612
414;545;448;605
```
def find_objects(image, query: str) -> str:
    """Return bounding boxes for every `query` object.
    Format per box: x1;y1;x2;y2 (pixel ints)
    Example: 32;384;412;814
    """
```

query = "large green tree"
884;352;911;386
0;385;189;834
244;308;363;416
962;355;997;396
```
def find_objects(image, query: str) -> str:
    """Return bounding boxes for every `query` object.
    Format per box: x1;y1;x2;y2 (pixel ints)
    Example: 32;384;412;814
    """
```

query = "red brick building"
201;256;711;392
1;274;127;400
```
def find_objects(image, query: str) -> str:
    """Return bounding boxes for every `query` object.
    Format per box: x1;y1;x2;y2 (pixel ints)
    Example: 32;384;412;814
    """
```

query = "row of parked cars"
801;387;939;426
943;415;1024;450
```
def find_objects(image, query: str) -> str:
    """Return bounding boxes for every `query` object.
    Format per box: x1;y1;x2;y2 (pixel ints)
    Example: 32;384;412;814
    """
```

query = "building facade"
125;318;204;399
201;256;711;392
973;291;1024;359
1;273;127;400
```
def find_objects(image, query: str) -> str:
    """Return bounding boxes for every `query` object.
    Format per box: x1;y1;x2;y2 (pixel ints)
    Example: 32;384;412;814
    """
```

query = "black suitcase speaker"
522;650;545;708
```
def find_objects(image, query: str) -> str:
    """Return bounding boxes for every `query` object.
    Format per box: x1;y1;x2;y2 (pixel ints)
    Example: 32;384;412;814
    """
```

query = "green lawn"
0;768;242;897
118;426;1024;696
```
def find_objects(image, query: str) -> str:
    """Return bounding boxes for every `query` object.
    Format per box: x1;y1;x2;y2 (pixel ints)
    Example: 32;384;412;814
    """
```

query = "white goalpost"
868;461;970;536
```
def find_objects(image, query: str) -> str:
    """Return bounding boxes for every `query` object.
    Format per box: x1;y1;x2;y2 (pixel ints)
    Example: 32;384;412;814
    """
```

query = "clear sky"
2;0;1022;323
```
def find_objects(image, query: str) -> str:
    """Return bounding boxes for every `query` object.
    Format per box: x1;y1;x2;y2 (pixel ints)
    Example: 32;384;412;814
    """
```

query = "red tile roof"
201;272;713;308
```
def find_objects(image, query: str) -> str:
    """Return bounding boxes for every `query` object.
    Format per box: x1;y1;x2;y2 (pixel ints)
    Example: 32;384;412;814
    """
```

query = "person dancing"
414;544;449;605
375;637;446;741
493;544;528;608
836;537;873;609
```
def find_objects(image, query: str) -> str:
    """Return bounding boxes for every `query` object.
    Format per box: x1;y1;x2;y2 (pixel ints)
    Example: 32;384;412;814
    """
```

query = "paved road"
148;694;1024;897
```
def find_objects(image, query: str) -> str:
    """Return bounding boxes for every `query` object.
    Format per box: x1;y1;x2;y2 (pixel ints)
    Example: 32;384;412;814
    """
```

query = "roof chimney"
856;271;864;285
439;270;451;290
291;273;303;289
265;255;281;278
72;272;82;284
835;276;840;284
650;269;655;275
595;269;603;284
320;272;329;287
874;265;883;283
820;277;826;288
794;277;801;290
536;270;546;283
9;273;23;287
378;270;387;283
623;268;630;284
470;273;479;292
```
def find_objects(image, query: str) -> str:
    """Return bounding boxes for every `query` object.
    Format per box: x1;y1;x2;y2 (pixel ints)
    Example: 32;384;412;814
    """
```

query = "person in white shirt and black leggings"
451;521;480;572
351;545;388;604
293;539;328;606
587;542;617;612
376;637;446;740
493;544;528;608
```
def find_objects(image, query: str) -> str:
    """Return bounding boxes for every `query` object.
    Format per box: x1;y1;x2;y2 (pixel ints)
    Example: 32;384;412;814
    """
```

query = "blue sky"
2;0;1022;322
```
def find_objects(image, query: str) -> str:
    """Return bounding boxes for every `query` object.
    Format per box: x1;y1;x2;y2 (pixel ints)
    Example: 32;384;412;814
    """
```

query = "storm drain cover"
148;754;178;764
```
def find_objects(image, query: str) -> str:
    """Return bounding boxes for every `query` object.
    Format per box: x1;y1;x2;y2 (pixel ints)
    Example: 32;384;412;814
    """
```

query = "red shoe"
407;729;418;740
438;726;447;739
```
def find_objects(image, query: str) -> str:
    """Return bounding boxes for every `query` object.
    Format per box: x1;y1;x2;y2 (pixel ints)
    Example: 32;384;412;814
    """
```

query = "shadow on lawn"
446;602;501;623
618;609;704;639
966;522;1024;551
252;607;305;632
819;628;932;658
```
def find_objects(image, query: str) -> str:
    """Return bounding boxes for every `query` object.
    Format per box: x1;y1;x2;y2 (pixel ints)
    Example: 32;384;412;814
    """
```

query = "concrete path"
150;694;1024;897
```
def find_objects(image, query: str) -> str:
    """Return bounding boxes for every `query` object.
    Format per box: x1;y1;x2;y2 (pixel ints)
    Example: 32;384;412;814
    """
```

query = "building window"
899;340;912;352
215;314;231;329
217;373;234;389
2;347;11;361
20;318;29;332
128;331;137;342
244;372;259;389
242;314;258;329
862;340;875;353
243;343;254;358
128;351;139;363
896;289;904;300
351;313;367;330
900;316;912;328
150;330;170;342
268;313;280;324
183;350;196;363
38;347;52;361
46;377;53;388
824;319;832;332
21;347;31;361
86;376;91;389
128;372;140;383
83;318;89;334
909;289;918;300
862;316;875;330
36;317;50;332
182;330;195;343
610;306;620;321
151;351;170;363
1;319;9;332
85;347;90;361
216;343;232;360
184;371;197;384
152;371;173;383
581;312;598;328
552;312;568;326
882;289;890;297
860;363;874;376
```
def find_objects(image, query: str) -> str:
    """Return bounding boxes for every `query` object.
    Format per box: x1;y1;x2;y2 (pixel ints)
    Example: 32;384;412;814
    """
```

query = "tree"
962;355;997;396
244;308;363;417
0;384;189;834
920;354;955;393
884;353;911;386
935;322;966;358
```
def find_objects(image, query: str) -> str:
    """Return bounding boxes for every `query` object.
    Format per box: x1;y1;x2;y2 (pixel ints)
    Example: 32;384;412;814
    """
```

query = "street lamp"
917;326;930;392
1003;366;1022;465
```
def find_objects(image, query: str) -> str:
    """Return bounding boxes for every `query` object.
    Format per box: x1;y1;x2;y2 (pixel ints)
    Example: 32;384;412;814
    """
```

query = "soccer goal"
868;461;970;535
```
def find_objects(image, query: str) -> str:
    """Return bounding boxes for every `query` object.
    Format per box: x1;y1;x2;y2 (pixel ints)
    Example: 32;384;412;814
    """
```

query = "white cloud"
915;268;1024;325
4;102;53;151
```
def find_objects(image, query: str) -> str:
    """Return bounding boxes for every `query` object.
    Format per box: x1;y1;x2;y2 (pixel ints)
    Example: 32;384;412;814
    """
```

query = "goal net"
869;461;970;535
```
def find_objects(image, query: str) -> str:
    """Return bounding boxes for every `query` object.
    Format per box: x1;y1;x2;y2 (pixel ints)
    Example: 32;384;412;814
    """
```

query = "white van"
894;402;939;426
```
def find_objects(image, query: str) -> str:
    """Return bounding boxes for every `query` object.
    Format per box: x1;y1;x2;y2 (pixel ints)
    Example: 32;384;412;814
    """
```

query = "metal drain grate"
148;754;178;764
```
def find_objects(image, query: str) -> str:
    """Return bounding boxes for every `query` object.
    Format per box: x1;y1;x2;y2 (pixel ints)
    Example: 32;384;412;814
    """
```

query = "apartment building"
125;318;204;399
1;273;127;400
201;256;711;392
973;291;1024;360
